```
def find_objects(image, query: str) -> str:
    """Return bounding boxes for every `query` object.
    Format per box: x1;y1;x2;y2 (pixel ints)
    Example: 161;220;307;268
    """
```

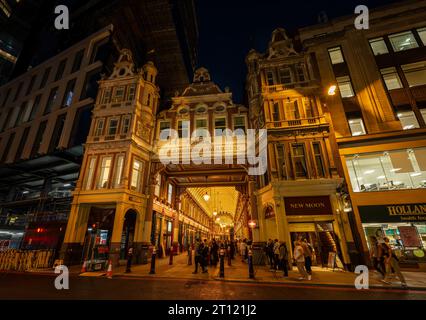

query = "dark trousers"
305;256;312;274
273;254;280;270
373;257;385;277
280;259;289;276
268;254;274;268
194;256;204;273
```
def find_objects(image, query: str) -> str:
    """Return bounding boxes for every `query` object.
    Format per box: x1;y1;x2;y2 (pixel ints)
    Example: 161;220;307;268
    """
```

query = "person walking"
294;240;311;280
279;242;289;277
273;239;280;270
202;239;209;273
211;239;219;267
369;236;385;279
192;238;203;274
266;239;274;270
381;237;407;287
302;238;313;275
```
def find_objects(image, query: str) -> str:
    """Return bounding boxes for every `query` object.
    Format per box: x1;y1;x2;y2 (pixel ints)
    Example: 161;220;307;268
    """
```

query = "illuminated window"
418;27;426;46
108;119;119;135
336;76;354;98
178;120;189;138
397;110;420;130
292;143;308;179
233;116;246;133
348;118;366;136
101;88;112;104
389;31;418;52
112;86;125;103
214;117;226;136
328;47;344;64
98;156;112;189
95;119;104;136
127;84;136;101
113;155;124;188
84;157;97;190
131;159;143;191
402;61;426;87
380;67;402;90
369;38;389;56
313;142;326;177
195;118;208;138
167;183;173;204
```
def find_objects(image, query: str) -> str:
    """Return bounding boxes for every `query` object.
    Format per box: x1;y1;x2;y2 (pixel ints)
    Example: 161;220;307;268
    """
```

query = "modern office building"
299;0;426;269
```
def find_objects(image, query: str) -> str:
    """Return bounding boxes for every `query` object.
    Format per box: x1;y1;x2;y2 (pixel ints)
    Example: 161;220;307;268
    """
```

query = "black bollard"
125;247;133;273
248;249;255;279
149;248;156;274
219;248;225;278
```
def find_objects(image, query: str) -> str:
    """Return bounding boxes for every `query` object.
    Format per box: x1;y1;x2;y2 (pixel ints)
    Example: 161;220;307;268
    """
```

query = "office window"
44;87;59;114
62;78;76;107
233;116;246;133
15;127;30;161
29;95;42;121
84;156;97;190
30;121;47;157
397;110;420;130
418;27;426;46
369;37;389;56
71;49;84;73
313;142;326;177
278;68;292;84
48;114;66;152
178;120;189;138
380;67;403;90
113;155;124;188
13;82;23;101
328;47;345;64
26;75;37;96
402;61;426;87
348;118;367;136
94;119;104;136
121;116;131;134
389;31;418;52
98;156;112;189
266;70;274;85
1;132;15;162
336;76;355;98
296;65;305;82
292;143;308;179
101;87;112;104
131;159;143;191
55;59;67;81
112;86;125;103
345;147;426;192
80;67;102;100
167;183;173;204
214;117;226;135
127;84;136;101
39;67;51;89
108;118;119;135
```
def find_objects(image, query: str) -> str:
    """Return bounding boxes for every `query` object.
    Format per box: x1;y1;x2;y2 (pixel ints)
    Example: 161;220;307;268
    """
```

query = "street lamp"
203;191;210;201
327;85;337;96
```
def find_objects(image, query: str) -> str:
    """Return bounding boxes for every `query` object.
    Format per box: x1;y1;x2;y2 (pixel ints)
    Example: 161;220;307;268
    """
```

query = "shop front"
359;203;426;269
284;196;346;268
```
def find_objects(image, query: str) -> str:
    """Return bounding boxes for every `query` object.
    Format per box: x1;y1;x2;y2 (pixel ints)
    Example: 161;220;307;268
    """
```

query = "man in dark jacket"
201;239;209;273
193;239;204;274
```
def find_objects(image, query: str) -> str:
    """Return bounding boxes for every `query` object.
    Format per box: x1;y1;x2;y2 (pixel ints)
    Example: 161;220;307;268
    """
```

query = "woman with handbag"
381;237;407;287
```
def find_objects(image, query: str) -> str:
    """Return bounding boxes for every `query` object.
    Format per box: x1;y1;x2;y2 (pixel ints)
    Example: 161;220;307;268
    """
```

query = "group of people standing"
192;238;238;274
265;238;313;280
369;235;407;287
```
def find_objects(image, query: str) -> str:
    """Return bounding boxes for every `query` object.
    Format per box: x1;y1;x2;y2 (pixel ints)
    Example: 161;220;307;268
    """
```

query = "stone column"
109;203;125;267
273;192;292;259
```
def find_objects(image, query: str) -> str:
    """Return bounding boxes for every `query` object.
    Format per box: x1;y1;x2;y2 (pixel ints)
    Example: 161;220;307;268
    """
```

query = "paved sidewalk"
109;252;426;290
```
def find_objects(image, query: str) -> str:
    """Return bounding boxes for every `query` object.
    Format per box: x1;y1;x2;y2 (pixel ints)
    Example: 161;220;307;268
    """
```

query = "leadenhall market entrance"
359;203;426;270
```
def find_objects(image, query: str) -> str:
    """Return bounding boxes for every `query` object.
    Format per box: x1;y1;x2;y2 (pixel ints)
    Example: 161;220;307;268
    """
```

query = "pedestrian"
273;239;280;270
192;238;203;274
202;239;209;273
279;242;289;277
302;238;313;275
125;247;133;273
381;237;407;287
293;240;310;280
211;239;219;267
266;239;274;270
369;236;385;279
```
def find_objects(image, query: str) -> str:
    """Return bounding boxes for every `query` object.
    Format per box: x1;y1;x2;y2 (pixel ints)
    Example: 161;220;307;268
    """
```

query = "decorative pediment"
267;28;298;59
108;49;136;79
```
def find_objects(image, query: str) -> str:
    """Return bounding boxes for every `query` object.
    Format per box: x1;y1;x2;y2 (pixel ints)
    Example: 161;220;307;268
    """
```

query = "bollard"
219;248;225;278
187;247;192;265
169;245;174;265
227;246;232;266
248;249;255;279
149;248;156;274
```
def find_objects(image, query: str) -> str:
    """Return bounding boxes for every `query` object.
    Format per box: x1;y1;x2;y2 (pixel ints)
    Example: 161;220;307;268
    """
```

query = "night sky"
196;0;402;103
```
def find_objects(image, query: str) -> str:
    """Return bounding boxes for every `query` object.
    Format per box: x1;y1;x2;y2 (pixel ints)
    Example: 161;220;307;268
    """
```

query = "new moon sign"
284;196;332;216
